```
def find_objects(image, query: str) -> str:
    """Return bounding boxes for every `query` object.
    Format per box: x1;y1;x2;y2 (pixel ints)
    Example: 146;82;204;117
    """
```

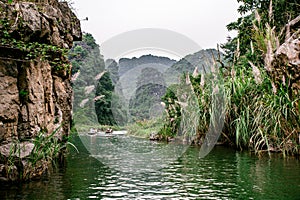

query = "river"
1;135;300;199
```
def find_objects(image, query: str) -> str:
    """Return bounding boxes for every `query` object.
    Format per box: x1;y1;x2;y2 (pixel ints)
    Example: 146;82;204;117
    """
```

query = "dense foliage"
69;33;116;126
95;72;116;125
0;17;69;71
223;0;300;63
159;0;300;156
70;33;130;127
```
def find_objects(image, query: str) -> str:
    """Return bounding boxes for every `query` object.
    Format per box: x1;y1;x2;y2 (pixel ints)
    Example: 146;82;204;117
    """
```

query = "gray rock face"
0;141;34;158
0;0;81;48
0;0;81;181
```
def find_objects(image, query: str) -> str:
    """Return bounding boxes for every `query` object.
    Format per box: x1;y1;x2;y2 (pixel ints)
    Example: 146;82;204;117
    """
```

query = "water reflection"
0;136;299;199
80;134;190;173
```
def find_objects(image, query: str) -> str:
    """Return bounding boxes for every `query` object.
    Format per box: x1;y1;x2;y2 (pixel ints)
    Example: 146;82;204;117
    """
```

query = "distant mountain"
105;55;175;122
106;50;222;83
105;59;119;85
129;68;167;120
103;49;223;122
169;49;223;75
118;54;177;76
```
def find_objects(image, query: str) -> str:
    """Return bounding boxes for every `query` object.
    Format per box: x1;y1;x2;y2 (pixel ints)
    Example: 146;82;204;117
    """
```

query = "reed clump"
160;6;299;156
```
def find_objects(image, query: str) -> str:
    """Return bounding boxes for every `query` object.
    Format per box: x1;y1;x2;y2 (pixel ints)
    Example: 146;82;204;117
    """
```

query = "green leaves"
1;37;70;70
95;72;116;125
83;33;98;49
223;0;300;65
1;17;69;71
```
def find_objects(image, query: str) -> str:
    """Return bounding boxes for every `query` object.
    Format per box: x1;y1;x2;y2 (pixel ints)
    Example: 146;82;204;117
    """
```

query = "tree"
222;0;300;63
95;72;116;125
83;32;98;49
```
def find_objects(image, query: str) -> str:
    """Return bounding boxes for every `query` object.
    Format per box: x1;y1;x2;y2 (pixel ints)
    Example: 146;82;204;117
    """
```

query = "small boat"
88;128;98;135
105;128;113;134
86;130;127;137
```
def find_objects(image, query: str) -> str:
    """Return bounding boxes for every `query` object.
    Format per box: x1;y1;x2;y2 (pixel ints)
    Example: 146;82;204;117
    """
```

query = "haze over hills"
105;49;222;121
107;49;223;81
106;49;223;103
118;54;177;76
169;48;223;74
106;55;176;121
69;40;223;125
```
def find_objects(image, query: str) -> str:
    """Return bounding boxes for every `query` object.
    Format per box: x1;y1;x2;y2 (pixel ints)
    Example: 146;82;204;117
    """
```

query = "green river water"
1;135;300;199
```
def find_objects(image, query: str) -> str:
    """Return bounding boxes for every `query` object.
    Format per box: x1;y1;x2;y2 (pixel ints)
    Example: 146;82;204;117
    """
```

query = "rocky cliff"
0;0;81;182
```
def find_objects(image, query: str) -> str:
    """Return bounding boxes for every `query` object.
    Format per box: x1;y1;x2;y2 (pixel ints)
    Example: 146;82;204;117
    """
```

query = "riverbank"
125;118;163;139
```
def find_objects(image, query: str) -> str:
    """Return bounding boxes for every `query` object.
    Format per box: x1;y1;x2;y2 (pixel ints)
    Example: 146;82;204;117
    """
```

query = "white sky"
72;0;240;59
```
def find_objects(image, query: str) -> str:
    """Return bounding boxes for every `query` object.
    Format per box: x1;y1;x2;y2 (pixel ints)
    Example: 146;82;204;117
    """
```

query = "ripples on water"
1;135;300;199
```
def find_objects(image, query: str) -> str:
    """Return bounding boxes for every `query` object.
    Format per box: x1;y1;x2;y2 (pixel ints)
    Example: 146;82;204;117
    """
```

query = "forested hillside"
69;33;115;126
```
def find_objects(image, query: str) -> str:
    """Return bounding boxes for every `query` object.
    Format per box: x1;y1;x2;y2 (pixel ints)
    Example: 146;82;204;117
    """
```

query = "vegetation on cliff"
95;72;116;125
0;0;81;182
69;33;118;127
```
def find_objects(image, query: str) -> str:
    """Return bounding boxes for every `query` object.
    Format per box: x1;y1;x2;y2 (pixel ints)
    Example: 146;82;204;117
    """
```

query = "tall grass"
226;69;295;155
160;59;299;156
126;117;164;138
1;128;78;181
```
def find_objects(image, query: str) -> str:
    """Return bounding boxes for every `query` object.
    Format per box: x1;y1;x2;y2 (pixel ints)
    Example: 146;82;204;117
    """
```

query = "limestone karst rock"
0;0;81;181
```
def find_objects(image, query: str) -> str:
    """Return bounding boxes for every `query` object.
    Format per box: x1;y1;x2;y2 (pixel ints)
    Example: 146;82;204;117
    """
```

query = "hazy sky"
72;0;240;59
